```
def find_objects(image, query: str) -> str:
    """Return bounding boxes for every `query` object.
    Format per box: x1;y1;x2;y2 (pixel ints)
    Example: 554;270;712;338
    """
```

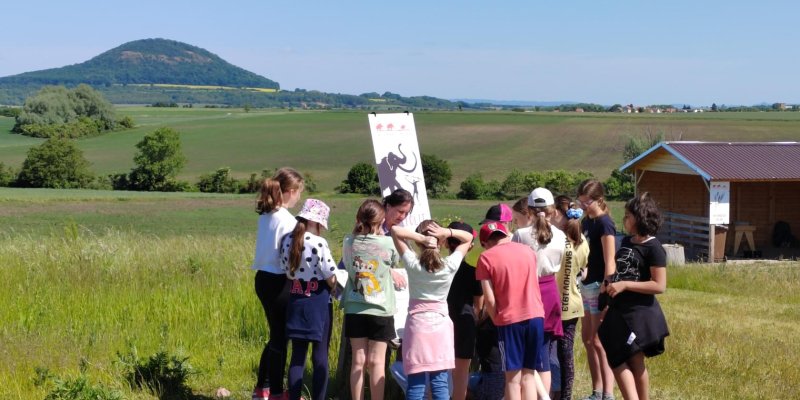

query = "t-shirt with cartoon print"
341;234;400;317
609;236;667;307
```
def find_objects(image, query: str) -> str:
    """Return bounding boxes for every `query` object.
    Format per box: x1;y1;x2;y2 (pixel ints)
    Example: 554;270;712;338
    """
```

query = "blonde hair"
255;167;304;214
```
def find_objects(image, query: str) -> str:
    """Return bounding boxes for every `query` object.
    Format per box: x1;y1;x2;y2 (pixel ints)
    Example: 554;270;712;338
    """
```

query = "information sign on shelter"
368;113;431;228
709;181;730;224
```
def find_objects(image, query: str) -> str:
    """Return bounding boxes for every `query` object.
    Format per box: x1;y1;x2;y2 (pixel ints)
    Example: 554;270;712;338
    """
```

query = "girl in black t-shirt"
599;193;669;400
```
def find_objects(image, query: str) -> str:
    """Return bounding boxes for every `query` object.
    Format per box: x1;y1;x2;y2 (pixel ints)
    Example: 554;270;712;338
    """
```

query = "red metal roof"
665;142;800;181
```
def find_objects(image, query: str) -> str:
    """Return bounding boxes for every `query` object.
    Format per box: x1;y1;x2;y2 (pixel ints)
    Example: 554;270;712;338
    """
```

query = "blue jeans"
407;370;449;400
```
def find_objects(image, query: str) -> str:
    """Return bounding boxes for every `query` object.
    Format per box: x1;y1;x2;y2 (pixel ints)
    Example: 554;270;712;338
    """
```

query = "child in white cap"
279;198;337;400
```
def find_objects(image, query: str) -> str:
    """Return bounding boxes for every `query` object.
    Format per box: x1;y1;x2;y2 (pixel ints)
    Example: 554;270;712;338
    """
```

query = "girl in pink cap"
280;199;337;400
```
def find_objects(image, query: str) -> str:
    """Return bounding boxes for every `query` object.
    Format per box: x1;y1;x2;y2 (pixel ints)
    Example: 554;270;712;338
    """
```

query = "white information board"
709;181;730;224
368;113;431;228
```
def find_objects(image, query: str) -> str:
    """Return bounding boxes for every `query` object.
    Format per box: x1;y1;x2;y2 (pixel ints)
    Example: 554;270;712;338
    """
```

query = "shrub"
13;85;118;138
16;138;94;188
337;162;380;195
458;173;496;200
127;127;187;191
117;115;135;129
197;167;241;193
605;169;635;200
0;162;16;187
44;375;122;400
118;347;196;399
421;153;452;198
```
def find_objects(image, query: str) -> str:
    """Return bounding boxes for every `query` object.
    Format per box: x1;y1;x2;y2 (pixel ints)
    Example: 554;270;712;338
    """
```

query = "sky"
2;1;798;106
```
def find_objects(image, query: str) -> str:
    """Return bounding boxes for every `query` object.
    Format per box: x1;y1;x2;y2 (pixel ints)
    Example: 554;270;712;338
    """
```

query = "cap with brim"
448;221;477;239
528;187;555;208
479;203;513;225
479;221;509;243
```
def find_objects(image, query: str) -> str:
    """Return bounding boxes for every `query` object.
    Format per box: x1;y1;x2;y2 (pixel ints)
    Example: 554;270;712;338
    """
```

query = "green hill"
0;38;279;89
0;39;470;109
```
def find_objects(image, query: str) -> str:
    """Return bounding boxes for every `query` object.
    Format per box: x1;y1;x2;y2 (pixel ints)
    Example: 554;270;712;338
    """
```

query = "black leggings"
557;318;579;400
288;303;333;400
255;271;291;394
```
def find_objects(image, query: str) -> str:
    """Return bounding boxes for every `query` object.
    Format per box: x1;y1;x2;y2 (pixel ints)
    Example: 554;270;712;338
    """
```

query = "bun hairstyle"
416;220;445;273
256;168;304;214
577;178;609;213
287;217;308;275
353;199;385;235
625;192;662;236
530;204;555;245
555;195;584;246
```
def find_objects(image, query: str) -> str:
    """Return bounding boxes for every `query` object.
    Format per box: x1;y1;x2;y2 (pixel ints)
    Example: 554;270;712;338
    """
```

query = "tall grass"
1;190;798;398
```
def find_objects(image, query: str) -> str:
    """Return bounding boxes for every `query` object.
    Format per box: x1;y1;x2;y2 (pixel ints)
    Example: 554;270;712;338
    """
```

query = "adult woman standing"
576;179;616;400
252;168;304;400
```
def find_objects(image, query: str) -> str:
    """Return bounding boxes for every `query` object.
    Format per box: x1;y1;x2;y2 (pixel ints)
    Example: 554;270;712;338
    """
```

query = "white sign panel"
709;181;730;224
368;113;431;228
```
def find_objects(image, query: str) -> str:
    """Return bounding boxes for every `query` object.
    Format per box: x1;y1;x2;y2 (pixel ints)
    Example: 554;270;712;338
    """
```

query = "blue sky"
2;1;798;105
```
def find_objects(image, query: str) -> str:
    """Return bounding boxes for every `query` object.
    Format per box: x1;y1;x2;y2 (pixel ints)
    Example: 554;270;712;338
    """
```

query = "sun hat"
479;221;509;243
528;187;555;208
479;203;513;224
296;198;330;229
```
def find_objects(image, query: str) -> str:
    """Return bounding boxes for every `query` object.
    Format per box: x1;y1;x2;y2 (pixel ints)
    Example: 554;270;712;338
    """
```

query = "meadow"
3;108;800;192
1;188;798;399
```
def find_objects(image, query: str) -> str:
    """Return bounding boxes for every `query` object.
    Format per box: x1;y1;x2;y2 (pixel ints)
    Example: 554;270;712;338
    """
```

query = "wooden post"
708;223;715;263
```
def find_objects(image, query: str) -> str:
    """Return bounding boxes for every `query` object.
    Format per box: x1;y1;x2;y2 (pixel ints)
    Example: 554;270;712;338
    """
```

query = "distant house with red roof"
619;141;800;261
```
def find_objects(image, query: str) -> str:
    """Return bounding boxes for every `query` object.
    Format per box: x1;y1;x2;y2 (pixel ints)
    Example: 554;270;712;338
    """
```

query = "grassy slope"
3;110;800;191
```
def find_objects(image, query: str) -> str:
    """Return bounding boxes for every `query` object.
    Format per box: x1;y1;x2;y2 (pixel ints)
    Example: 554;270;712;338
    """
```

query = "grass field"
1;188;798;399
3;109;800;192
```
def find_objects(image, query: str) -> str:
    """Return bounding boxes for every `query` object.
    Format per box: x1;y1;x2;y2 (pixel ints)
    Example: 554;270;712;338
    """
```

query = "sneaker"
252;388;270;400
268;393;288;400
580;391;601;400
601;394;615;400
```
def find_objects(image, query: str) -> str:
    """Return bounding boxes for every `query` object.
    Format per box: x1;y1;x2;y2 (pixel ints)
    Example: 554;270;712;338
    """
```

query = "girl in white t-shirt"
390;220;473;400
280;199;336;400
511;187;566;394
251;167;304;400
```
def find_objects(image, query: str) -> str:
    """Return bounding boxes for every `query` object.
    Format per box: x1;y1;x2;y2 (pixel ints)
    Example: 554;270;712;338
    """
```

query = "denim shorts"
580;281;602;315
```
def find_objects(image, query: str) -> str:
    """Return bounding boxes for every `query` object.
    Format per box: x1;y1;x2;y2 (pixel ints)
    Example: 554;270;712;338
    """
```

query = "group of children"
251;167;669;400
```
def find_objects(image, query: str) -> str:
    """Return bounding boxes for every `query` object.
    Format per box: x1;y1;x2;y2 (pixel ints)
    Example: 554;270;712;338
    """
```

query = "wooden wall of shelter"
635;170;800;254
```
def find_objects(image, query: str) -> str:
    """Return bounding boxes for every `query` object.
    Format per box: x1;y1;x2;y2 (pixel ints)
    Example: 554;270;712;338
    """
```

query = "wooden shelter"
619;141;800;262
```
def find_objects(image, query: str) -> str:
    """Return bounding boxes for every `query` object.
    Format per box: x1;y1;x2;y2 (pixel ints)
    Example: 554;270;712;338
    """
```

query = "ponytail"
417;220;444;273
530;205;554;245
555;195;584;246
353;199;385;235
256;167;304;214
288;218;308;274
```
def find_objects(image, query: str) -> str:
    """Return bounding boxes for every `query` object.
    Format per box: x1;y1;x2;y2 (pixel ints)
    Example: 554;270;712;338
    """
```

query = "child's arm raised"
390;225;436;256
425;223;473;257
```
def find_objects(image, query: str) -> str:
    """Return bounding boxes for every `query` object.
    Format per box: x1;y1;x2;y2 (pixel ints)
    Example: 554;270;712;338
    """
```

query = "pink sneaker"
252;387;270;400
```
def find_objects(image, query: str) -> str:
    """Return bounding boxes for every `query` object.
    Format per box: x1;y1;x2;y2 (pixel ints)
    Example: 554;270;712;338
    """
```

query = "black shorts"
452;312;477;359
344;313;395;342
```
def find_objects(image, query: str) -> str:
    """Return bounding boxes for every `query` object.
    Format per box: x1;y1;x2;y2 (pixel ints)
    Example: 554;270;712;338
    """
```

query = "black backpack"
772;221;795;247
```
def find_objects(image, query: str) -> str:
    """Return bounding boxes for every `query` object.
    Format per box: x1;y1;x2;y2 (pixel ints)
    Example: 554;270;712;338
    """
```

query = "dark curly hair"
625;192;662;236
